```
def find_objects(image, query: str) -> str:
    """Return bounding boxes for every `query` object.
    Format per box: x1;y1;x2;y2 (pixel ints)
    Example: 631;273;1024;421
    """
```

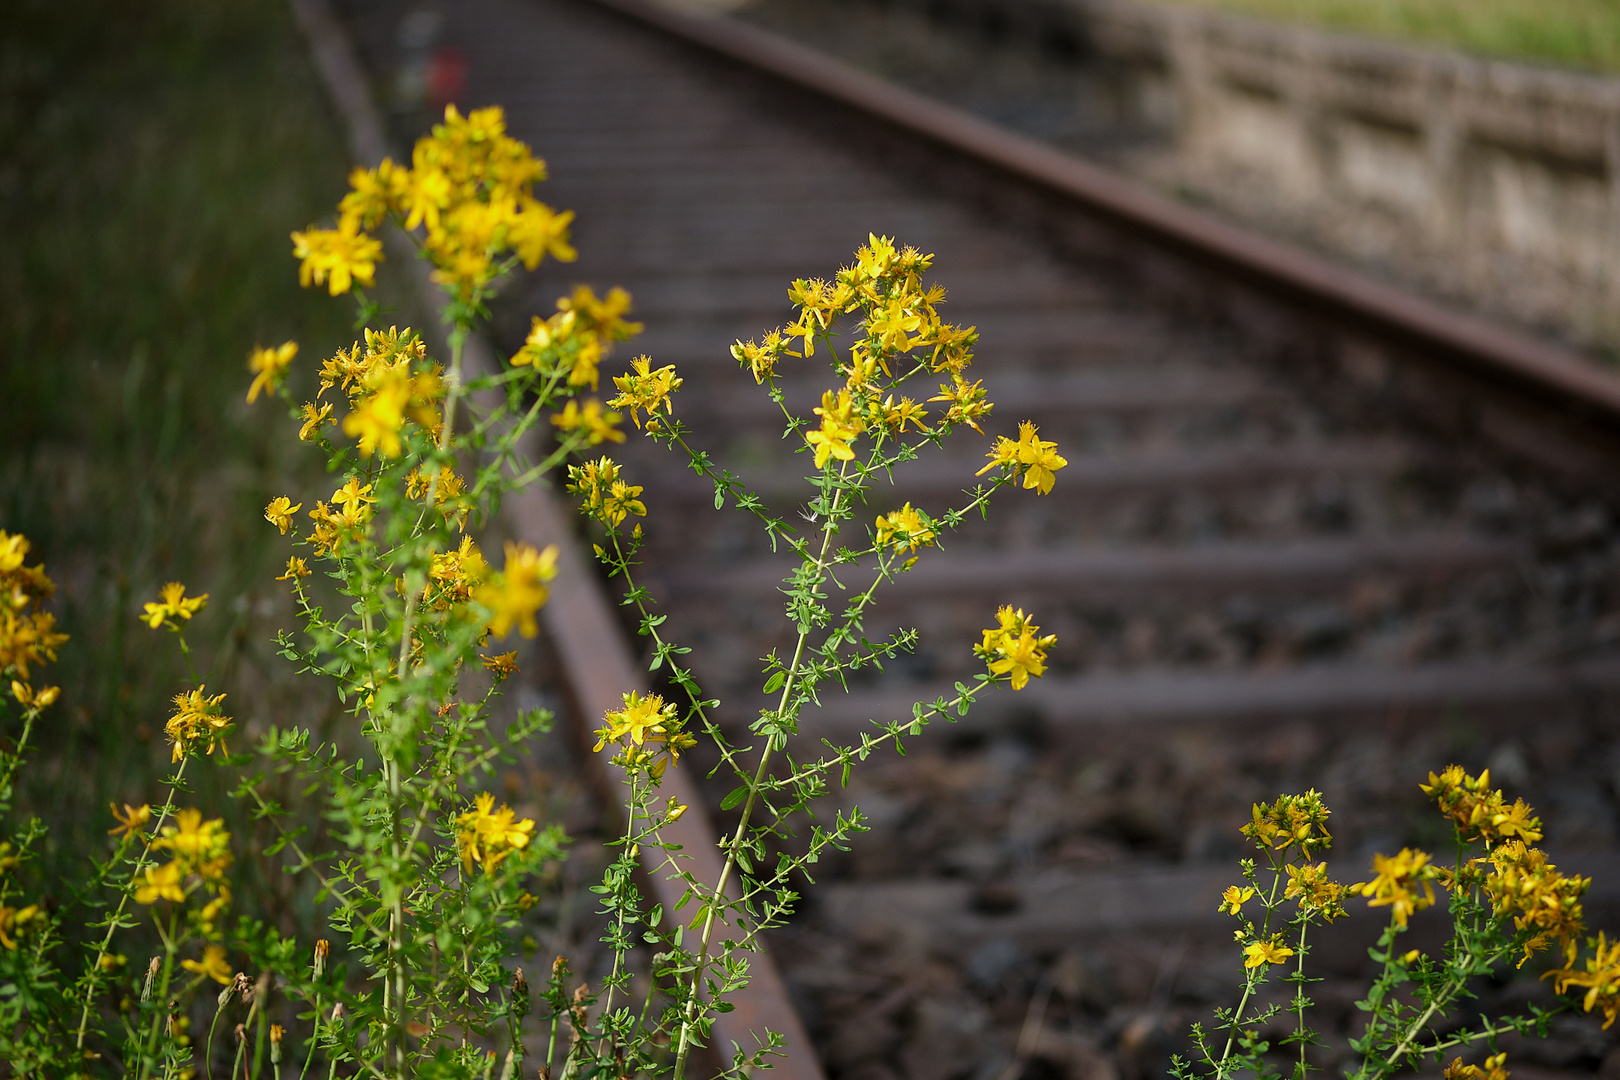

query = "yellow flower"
805;389;865;469
608;355;682;429
291;219;383;296
874;503;936;555
1445;1053;1510;1080
1421;765;1542;845
867;293;922;352
246;341;298;404
482;651;520;680
731;331;788;383
1284;861;1346;921
874;394;929;434
455;793;537;874
298;401;333;441
474;542;559;638
593;690;695;775
10;681;59;709
929;375;992;433
551;399;626;445
593;690;679;753
134;862;185;905
109;802;152;842
0;905;40;949
1485;841;1588;965
1218;885;1255;915
1354;848;1437;928
1242;792;1333;855
142;582;207;628
331;478;376;526
181;945;232;985
342;368;413;458
264;497;302;535
1242;936;1295;969
276;557;310;582
1553;932;1620;1029
974;606;1056;691
153;809;233;882
977;421;1067;494
164;687;231;763
565;457;646;528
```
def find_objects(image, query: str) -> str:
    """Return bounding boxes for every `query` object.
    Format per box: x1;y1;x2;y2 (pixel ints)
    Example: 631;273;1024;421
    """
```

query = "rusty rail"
591;0;1620;428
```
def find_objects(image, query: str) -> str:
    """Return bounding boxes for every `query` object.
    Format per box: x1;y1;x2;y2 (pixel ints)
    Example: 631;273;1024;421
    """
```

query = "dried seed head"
141;957;161;1001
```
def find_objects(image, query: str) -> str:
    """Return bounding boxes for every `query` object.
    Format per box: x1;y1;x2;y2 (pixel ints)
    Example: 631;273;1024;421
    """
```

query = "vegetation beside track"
1163;0;1620;74
0;0;376;885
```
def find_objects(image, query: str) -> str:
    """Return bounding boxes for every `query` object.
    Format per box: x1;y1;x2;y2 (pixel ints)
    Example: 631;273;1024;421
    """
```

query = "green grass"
1161;0;1620;74
0;0;383;892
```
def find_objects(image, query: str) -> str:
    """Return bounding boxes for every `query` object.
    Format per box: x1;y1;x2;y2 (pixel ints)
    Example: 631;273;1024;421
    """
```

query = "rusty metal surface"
591;0;1620;426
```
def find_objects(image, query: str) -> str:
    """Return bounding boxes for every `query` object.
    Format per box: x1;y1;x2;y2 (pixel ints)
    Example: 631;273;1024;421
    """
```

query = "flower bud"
314;938;330;978
270;1024;284;1065
510;967;530;1020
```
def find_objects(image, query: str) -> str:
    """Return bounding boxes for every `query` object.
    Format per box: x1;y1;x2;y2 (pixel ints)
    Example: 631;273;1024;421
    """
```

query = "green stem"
671;461;850;1080
76;758;189;1051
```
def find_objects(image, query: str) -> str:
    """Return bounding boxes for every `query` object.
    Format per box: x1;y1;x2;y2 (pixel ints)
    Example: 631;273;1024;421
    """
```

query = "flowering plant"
0;104;1066;1078
1183;768;1612;1080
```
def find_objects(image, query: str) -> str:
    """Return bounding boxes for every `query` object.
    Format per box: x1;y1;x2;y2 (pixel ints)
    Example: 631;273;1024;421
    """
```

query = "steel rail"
288;2;825;1077
589;0;1620;426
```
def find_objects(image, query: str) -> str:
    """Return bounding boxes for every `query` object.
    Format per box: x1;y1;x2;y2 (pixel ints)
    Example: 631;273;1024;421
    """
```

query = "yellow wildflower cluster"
297;327;445;459
472;541;558;638
1422;765;1543;845
164;687;232;764
141;581;207;630
1444;1053;1510;1080
974;606;1055;691
1553;932;1620;1028
407;465;470;531
874;503;936;556
245;341;298;403
566;457;646;529
608;355;682;430
1284;861;1346;921
929;374;992;434
1354;848;1438;928
782;235;977;380
455;793;537;875
551;399;625;446
0;532;66;701
0;903;42;951
1484;841;1588;964
134;809;232;926
1242;791;1333;855
515;286;643;392
593;690;694;777
977;421;1068;495
306;478;377;556
295;105;574;301
424;535;489;610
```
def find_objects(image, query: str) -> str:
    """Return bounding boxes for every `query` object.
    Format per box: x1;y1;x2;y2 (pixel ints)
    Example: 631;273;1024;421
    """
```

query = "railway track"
314;2;1620;1078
